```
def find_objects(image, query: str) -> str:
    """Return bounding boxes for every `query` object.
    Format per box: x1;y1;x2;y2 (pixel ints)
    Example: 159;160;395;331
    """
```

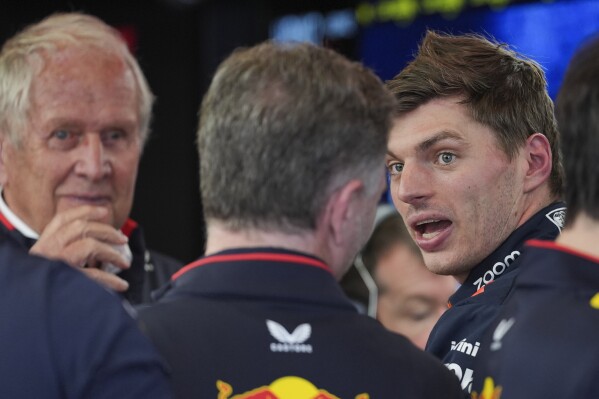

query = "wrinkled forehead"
25;48;140;131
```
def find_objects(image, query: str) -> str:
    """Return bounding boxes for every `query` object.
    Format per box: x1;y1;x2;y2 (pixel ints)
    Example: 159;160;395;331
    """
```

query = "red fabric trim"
172;252;331;281
471;285;486;297
527;239;599;264
0;211;14;231
120;218;138;238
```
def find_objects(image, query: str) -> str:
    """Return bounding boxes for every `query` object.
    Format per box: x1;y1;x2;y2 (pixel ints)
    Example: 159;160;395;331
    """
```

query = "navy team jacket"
0;211;182;304
0;234;172;398
425;202;565;393
137;247;463;399
471;240;599;399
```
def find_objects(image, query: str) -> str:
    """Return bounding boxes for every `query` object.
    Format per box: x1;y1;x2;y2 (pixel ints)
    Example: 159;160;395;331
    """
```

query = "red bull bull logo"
471;377;502;399
216;376;369;399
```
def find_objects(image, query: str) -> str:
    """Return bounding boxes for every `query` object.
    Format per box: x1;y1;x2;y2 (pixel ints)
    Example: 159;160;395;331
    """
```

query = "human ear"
523;132;552;193
324;179;364;246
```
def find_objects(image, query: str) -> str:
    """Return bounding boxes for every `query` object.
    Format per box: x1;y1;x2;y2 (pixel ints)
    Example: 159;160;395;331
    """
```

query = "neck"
205;220;321;258
556;212;599;259
515;188;557;229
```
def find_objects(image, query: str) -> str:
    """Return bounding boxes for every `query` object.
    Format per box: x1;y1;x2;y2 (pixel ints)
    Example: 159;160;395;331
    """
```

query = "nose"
74;133;111;180
393;163;432;205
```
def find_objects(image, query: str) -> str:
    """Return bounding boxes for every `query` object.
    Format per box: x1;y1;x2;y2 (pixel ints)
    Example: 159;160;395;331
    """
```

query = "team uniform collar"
517;239;599;291
0;187;39;239
449;201;566;306
154;247;355;311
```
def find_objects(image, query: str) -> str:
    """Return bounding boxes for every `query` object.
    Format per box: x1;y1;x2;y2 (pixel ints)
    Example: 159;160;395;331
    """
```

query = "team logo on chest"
267;320;313;353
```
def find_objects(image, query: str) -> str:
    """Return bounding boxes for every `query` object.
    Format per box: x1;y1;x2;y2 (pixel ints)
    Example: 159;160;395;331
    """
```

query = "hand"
30;206;131;292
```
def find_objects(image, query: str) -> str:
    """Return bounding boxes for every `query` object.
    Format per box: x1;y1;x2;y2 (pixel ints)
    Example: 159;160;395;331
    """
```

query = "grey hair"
198;41;395;233
0;12;154;146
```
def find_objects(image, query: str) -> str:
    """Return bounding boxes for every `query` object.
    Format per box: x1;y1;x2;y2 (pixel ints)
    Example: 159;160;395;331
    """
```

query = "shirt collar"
449;201;566;305
0;187;39;239
153;247;354;312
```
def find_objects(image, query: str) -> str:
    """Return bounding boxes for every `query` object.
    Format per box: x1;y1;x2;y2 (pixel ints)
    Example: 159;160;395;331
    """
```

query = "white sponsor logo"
546;207;566;231
267;320;313;353
473;250;520;290
450;339;480;357
446;363;473;393
490;317;515;351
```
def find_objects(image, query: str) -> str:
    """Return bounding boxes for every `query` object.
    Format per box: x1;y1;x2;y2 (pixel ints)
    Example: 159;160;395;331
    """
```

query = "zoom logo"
473;250;520;290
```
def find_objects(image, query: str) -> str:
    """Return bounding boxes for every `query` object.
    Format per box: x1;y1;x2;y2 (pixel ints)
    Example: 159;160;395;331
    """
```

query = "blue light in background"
487;0;599;98
270;9;358;44
360;0;599;98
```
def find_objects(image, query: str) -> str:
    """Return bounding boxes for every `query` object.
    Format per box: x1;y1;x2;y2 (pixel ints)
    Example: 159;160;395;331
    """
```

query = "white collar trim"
0;188;40;239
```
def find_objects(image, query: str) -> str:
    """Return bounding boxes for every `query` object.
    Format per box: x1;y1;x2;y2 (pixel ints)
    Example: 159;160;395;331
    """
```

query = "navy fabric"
472;241;599;398
0;234;172;398
0;212;182;304
425;202;565;393
137;247;463;399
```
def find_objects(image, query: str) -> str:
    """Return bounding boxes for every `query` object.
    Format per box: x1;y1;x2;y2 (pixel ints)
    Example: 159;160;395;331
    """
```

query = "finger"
77;220;128;245
32;220;127;258
80;268;129;292
33;238;131;271
74;239;132;270
42;206;110;236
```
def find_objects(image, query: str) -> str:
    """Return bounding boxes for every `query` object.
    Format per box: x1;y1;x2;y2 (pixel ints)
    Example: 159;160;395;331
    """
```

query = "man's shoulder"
473;276;599;398
0;237;171;398
138;298;462;398
0;236;127;323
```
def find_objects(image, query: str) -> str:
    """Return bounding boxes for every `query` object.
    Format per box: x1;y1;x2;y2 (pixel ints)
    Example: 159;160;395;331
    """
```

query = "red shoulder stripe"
172;252;331;281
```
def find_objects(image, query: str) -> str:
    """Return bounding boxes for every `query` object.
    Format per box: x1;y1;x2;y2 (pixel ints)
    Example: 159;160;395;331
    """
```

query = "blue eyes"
438;152;456;165
387;153;455;175
48;129;129;150
388;163;404;175
53;130;71;140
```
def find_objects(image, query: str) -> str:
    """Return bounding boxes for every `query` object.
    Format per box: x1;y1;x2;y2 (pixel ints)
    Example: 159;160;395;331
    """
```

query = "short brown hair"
386;30;563;197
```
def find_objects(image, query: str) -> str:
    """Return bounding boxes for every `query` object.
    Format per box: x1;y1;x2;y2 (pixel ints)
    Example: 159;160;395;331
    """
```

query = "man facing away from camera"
137;41;463;399
385;31;565;393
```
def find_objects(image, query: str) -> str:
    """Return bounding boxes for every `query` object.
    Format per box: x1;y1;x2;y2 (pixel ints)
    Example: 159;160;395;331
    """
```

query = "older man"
0;12;181;304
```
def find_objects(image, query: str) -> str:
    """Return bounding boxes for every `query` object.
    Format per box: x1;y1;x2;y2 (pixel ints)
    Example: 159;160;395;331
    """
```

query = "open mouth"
415;219;452;239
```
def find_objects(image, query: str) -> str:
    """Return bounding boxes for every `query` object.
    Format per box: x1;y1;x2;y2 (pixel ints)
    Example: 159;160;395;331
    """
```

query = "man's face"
386;97;526;281
375;243;456;350
0;48;142;233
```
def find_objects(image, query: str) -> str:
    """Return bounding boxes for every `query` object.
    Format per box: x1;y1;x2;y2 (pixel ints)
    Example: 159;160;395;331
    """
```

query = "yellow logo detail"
471;377;502;399
217;376;368;399
590;293;599;309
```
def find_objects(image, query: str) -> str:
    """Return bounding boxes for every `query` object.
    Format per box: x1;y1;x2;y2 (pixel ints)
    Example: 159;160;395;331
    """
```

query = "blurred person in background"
362;207;457;349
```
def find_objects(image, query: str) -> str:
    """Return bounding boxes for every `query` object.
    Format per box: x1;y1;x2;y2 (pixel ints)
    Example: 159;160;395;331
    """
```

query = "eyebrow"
417;131;466;153
386;130;466;160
